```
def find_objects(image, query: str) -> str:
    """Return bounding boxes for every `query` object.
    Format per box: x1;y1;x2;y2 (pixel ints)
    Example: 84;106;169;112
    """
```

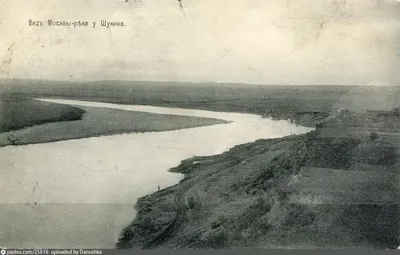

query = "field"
0;96;85;133
3;79;400;127
0;98;228;147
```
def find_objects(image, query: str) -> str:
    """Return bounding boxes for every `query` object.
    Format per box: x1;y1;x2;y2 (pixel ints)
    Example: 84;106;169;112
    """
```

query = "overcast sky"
0;0;399;85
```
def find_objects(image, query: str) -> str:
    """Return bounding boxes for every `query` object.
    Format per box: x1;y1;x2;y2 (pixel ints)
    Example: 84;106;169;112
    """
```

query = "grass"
0;80;382;127
0;100;228;147
3;79;400;128
0;96;86;133
117;121;399;249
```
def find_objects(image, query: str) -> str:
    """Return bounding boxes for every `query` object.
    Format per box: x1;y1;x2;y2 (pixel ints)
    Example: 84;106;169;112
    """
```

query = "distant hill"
1;78;399;127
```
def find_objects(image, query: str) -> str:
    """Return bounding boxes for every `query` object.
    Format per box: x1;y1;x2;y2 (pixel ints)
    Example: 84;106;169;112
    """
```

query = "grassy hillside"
117;111;400;249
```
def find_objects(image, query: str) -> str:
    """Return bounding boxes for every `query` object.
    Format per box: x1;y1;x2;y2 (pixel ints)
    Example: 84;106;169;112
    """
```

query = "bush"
7;133;16;145
369;132;378;141
187;196;196;210
237;198;273;229
283;204;316;227
211;216;225;229
304;138;361;169
201;227;228;248
117;226;134;248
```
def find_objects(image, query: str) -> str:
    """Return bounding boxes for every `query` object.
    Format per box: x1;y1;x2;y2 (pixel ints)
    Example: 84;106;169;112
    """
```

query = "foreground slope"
118;109;400;249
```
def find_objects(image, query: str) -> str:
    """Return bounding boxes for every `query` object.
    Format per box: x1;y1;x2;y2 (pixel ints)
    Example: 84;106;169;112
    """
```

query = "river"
0;99;313;248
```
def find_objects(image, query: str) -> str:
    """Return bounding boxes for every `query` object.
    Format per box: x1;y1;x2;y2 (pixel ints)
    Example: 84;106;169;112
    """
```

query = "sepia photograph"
0;0;400;251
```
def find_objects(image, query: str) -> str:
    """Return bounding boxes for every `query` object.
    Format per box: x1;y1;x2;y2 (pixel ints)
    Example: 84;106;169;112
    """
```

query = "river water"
0;99;313;248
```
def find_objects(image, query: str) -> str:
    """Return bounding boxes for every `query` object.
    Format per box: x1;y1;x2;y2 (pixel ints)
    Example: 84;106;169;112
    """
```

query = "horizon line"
0;77;399;87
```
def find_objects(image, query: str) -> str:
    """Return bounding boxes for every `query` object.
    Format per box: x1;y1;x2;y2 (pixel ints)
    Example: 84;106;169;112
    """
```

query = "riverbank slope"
117;109;400;249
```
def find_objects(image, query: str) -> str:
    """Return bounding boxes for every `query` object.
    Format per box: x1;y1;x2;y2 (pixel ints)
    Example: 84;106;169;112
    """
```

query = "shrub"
7;133;17;145
237;198;273;229
211;216;225;229
203;227;228;248
187;196;196;210
117;226;134;247
283;204;316;227
369;132;378;141
304;138;361;169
